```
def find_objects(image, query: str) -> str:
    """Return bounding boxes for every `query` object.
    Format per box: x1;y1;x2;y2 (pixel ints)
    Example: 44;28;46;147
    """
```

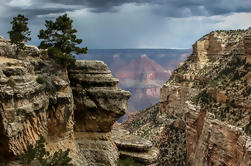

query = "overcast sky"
0;0;251;49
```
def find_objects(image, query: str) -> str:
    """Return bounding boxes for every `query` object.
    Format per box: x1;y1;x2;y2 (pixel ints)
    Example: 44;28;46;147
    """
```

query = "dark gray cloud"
2;0;251;18
41;0;251;17
13;8;78;18
0;0;251;49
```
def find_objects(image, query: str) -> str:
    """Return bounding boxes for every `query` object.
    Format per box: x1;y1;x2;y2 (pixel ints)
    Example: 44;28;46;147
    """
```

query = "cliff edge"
0;36;134;165
122;28;251;165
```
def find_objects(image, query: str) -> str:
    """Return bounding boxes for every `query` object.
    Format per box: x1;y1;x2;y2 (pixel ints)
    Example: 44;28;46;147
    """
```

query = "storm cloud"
0;0;251;48
2;0;251;18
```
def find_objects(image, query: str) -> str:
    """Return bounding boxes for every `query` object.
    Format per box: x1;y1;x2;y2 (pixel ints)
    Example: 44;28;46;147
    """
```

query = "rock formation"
0;36;158;166
122;28;251;165
0;36;76;163
112;128;159;165
69;60;130;165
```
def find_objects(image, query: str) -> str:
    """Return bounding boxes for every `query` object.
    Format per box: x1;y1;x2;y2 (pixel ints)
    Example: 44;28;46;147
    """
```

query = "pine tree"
20;136;73;166
8;14;31;54
38;14;87;67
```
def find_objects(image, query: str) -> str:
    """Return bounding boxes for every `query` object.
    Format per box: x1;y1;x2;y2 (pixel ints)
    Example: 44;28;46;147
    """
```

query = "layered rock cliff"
0;36;144;165
122;28;251;165
69;60;131;165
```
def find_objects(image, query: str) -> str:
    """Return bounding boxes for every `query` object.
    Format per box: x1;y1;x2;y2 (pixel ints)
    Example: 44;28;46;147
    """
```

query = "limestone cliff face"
186;102;251;166
0;36;131;165
69;61;130;133
0;36;75;162
69;60;130;165
122;28;251;165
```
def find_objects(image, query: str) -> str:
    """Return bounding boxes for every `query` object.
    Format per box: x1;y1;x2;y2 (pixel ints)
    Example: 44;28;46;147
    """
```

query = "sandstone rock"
0;37;16;58
75;132;119;166
119;147;159;165
69;60;130;165
122;28;251;166
212;90;227;103
0;54;79;164
69;60;130;133
0;37;131;166
111;128;159;165
186;102;251;166
25;45;40;57
112;128;152;152
244;32;251;64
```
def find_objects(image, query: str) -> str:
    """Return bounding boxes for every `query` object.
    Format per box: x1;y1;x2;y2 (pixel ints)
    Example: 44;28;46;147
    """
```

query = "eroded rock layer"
0;37;75;162
69;60;130;133
69;60;130;165
0;36;132;166
122;28;251;165
112;128;159;165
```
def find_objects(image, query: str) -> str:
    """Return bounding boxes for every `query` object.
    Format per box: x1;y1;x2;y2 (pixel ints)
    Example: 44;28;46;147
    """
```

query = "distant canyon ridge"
76;49;191;118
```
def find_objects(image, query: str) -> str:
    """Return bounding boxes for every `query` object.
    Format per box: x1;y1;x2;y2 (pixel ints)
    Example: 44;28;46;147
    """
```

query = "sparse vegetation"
191;90;213;105
20;136;73;166
118;157;137;166
242;86;251;97
191;95;199;104
244;123;251;135
176;63;188;73
36;76;45;84
160;125;186;166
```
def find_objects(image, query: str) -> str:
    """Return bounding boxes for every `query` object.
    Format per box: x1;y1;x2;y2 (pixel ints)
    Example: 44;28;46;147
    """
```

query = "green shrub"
209;80;219;87
47;47;76;67
191;95;199;104
245;123;251;135
191;90;214;105
242;87;251;97
200;90;210;104
36;76;45;84
118;157;137;166
20;136;73;166
20;144;36;165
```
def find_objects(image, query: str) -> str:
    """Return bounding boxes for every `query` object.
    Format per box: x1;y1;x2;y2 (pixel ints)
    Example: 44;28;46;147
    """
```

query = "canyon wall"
69;60;130;165
122;28;251;165
0;36;137;165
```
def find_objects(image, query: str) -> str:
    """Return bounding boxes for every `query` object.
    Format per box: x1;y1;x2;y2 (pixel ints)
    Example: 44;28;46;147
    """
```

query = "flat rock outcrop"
69;60;130;133
112;128;159;165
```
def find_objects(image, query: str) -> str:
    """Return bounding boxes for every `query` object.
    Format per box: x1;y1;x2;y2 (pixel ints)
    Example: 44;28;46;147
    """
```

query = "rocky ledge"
122;28;251;165
112;128;159;165
69;60;130;133
0;36;158;166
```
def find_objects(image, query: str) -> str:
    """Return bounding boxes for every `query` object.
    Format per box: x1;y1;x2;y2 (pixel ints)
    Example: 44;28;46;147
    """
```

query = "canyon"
122;28;251;165
76;49;190;116
0;36;159;165
0;27;250;166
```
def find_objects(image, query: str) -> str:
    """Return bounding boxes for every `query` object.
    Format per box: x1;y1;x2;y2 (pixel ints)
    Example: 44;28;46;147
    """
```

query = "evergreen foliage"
245;123;251;135
36;76;45;84
8;14;31;54
191;90;213;105
118;157;137;166
38;14;87;67
20;136;73;166
19;144;36;165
